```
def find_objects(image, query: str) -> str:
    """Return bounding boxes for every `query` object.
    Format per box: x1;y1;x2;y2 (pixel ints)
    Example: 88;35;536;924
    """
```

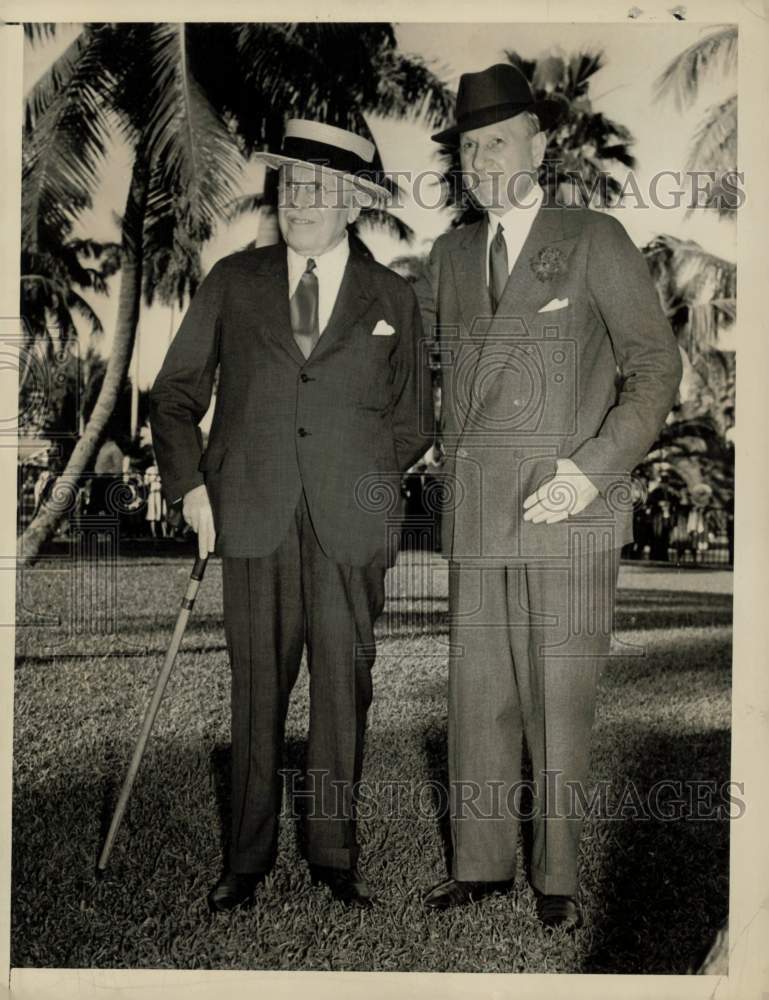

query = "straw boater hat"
254;119;392;206
431;63;565;145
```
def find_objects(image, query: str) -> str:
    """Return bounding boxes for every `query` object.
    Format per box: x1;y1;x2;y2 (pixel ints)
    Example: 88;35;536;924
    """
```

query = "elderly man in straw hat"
150;119;431;911
417;64;681;927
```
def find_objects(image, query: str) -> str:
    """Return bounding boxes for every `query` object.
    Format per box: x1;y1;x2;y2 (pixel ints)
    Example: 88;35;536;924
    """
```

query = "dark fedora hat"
431;63;565;144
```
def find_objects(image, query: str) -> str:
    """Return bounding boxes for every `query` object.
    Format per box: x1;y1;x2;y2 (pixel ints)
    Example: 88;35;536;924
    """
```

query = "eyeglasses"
279;175;355;209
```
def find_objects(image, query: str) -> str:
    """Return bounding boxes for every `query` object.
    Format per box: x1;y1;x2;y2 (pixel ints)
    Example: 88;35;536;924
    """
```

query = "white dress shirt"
486;184;544;283
287;234;350;334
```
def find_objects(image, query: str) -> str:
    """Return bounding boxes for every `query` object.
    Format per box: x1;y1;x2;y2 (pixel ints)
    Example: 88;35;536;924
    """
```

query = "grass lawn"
11;550;732;973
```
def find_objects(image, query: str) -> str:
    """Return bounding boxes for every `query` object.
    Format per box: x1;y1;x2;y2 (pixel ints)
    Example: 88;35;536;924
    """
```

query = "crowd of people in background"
19;430;733;565
18;434;187;543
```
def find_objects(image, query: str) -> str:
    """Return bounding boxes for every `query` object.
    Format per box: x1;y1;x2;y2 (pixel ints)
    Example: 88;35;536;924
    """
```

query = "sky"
22;20;738;392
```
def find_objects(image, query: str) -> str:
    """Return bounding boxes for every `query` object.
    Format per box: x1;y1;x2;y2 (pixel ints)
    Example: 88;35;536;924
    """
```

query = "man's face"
459;115;545;215
278;163;361;256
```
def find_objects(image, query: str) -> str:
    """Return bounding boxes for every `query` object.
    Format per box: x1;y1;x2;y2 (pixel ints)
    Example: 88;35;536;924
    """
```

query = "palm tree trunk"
130;325;140;439
17;154;149;565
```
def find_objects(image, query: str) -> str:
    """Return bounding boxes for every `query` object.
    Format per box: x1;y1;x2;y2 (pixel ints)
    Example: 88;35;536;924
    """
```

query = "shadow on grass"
583;726;731;974
11;563;732;972
16;640;227;667
11;719;731;973
15;586;731;666
615;590;733;631
417;697;730;974
423;726;451;874
208;737;311;869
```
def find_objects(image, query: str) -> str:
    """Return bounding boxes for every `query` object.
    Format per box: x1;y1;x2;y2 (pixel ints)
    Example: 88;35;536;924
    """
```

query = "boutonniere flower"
530;246;566;282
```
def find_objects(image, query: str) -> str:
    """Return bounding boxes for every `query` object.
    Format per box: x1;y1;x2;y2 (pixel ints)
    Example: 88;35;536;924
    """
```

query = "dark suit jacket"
416;205;682;560
150;243;432;566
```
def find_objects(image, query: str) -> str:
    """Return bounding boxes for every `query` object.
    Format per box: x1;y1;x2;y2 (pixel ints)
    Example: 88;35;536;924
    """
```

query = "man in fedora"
417;64;681;927
150;119;431;911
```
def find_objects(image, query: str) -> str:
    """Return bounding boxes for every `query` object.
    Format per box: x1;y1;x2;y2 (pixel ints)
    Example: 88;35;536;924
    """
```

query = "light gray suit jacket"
416;204;682;561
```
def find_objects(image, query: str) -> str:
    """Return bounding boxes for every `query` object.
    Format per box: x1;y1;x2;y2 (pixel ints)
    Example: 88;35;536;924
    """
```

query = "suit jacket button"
297;427;309;437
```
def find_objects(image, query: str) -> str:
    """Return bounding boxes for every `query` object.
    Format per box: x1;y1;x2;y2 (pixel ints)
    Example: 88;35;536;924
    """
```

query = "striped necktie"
290;257;320;359
489;222;508;313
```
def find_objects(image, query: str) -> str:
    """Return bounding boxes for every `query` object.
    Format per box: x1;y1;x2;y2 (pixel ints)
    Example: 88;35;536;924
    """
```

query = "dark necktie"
489;222;508;313
290;258;319;359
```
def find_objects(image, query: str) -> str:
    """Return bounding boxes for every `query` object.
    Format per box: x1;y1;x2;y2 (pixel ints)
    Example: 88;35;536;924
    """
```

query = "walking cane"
97;554;209;874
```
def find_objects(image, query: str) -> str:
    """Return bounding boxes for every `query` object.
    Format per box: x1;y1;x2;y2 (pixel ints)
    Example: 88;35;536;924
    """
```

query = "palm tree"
642;232;736;444
20;23;246;562
642;26;738;527
439;49;637;225
519;50;637;206
212;23;452;248
638;414;733;505
19;22;453;563
20;211;120;437
654;25;738;216
642;233;736;359
637;235;736;532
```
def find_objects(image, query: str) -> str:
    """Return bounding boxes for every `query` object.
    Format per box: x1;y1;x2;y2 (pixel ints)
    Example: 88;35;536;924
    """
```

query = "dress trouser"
221;493;386;874
447;540;621;895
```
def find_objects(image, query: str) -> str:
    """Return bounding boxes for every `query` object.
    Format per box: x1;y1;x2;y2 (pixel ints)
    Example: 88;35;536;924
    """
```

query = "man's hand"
522;458;599;525
421;442;445;471
182;483;216;557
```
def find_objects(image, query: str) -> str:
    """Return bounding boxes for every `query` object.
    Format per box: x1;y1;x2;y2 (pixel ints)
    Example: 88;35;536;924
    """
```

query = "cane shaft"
97;555;208;871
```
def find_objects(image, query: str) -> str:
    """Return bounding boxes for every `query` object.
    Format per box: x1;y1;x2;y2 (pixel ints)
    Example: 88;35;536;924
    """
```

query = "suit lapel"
254;244;378;366
458;205;582;435
491;203;574;323
449;221;491;338
250;243;307;367
308;250;377;363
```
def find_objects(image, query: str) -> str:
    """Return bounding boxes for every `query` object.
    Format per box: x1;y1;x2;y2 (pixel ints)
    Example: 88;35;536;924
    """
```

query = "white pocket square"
372;319;395;336
538;297;569;313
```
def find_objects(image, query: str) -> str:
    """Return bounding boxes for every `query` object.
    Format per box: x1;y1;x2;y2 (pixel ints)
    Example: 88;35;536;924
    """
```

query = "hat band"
456;101;537;134
281;136;369;177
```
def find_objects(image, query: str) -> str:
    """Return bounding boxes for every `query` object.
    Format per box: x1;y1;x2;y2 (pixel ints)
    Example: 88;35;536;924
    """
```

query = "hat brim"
252;151;392;206
431;97;566;145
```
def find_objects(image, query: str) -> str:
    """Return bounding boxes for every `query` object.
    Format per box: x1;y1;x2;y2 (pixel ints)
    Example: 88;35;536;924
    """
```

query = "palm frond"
142;23;245;230
598;143;637;168
372;50;455;128
141;166;205;308
503;51;537;83
236;23;454;136
642;234;736;354
24;23;60;45
23;26;113;248
238;24;375;128
355;209;414;244
20;274;103;338
224;192;269;222
565;51;605;97
69;239;122;279
654;25;737;110
64;289;105;336
684;95;738;217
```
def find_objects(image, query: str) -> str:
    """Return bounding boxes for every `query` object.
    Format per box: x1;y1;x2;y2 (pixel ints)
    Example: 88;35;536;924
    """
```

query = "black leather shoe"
423;876;511;910
309;865;374;908
207;870;264;912
535;892;582;930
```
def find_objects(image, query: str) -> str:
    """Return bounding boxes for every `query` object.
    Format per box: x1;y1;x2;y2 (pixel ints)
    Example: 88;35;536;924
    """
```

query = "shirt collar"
286;232;350;280
486;184;544;239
